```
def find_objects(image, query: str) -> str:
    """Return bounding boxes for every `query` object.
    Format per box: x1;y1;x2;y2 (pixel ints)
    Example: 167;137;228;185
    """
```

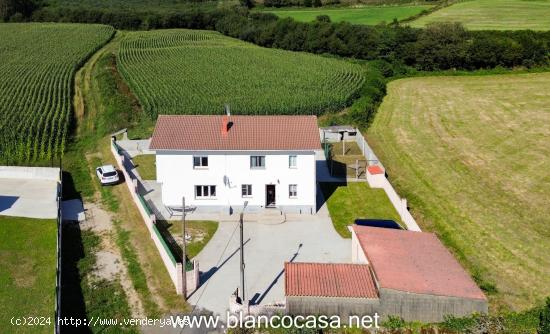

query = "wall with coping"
0;166;60;181
366;169;421;232
111;139;200;295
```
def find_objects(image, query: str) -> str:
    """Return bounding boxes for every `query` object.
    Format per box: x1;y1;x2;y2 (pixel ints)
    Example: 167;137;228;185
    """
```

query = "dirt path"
81;202;146;319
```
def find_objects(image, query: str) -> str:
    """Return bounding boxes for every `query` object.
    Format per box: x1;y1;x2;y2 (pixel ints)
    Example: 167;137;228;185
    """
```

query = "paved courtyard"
188;188;351;318
0;178;59;219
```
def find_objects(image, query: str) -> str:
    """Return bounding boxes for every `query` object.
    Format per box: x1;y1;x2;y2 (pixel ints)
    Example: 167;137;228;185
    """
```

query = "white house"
149;115;321;214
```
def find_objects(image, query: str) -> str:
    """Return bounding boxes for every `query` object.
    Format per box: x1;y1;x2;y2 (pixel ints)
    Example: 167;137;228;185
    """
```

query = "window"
289;155;297;168
250;156;265;169
289;184;298;198
195;185;216;199
193;156;208;168
241;184;252;197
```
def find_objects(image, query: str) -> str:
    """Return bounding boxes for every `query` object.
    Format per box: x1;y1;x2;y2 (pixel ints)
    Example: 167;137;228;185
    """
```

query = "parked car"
96;165;120;185
354;219;402;229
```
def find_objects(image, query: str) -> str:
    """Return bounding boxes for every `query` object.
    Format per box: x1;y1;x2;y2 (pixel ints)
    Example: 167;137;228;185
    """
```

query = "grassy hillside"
0;216;57;334
117;29;365;118
410;0;550;30
259;5;432;25
367;73;550;311
0;23;114;164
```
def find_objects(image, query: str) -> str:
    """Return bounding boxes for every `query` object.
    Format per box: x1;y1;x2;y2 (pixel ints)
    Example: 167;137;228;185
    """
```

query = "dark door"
266;185;276;207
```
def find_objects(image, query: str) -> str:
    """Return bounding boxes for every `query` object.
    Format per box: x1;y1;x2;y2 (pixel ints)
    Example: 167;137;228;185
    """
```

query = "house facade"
150;115;321;214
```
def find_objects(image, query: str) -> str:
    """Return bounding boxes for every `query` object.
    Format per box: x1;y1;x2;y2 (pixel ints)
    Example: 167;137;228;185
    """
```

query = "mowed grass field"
410;0;550;30
0;23;114;164
367;73;550;310
260;5;432;25
0;216;57;333
117;29;365;118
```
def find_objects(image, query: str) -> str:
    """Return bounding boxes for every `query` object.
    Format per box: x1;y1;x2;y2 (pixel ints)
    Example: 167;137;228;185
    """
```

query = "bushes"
30;4;550;71
539;298;550;334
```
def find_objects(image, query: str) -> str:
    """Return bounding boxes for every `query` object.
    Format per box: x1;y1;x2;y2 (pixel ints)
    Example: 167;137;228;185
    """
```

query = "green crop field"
0;23;114;164
117;29;365;118
410;0;550;30
367;73;550;310
261;5;432;25
0;216;57;334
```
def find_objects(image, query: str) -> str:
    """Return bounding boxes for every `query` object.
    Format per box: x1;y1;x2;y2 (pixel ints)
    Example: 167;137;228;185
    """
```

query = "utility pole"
239;201;248;303
182;196;187;300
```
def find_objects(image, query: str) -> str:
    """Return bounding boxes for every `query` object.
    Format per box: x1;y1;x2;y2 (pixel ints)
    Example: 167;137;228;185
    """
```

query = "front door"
266;185;276;208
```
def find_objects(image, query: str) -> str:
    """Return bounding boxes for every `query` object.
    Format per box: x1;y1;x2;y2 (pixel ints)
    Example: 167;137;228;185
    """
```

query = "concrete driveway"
188;191;350;318
0;178;58;219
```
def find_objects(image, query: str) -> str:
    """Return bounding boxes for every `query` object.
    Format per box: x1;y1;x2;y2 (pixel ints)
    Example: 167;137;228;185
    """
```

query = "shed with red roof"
285;225;488;322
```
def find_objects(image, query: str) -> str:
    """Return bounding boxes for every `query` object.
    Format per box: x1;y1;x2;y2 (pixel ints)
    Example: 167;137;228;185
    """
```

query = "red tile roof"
352;226;487;300
150;115;321;151
367;165;384;175
285;262;379;299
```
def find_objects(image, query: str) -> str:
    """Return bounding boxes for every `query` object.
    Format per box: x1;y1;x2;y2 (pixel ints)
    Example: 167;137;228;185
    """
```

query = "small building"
150;115;321;214
285;226;488;323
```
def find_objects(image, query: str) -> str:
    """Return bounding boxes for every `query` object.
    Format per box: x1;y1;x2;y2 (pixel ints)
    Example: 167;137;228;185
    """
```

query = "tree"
303;0;312;7
0;0;37;21
240;0;255;9
315;15;330;23
313;0;322;7
539;298;550;334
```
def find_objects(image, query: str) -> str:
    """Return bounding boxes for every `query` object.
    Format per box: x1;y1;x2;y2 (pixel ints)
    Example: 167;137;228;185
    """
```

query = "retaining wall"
110;139;200;295
366;170;421;231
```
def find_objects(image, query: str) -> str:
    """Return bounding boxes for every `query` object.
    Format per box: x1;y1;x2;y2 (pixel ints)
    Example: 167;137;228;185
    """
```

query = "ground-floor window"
242;184;252;197
195;185;216;199
289;184;298;198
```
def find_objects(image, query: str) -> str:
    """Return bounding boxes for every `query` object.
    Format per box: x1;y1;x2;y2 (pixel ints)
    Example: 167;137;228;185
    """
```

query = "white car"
96;165;120;185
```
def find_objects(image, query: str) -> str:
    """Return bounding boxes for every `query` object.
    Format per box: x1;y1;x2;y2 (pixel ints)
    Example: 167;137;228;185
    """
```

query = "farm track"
70;31;186;318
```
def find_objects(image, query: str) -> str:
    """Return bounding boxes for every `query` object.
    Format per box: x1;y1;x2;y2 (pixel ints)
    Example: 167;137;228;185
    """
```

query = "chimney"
222;105;232;135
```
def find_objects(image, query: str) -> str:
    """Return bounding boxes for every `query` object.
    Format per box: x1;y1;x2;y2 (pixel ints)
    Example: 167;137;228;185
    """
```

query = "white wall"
0;166;60;181
156;150;316;212
351;229;369;264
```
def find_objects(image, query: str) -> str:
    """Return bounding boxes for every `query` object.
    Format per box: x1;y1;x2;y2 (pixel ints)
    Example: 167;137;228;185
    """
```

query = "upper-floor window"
289;155;297;168
250;156;265;169
193;156;208;168
242;184;252;197
289;184;298;198
195;185;216;199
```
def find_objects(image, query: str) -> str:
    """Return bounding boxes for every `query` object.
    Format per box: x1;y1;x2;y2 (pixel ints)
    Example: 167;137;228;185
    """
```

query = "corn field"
117;29;365;118
0;23;114;164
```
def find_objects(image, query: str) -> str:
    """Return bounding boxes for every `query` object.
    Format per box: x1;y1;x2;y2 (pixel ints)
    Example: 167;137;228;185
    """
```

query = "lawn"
157;220;219;261
367;73;550;311
133;155;156;180
0;216;57;334
261;5;432;25
410;0;550;30
327;141;366;178
320;182;402;238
